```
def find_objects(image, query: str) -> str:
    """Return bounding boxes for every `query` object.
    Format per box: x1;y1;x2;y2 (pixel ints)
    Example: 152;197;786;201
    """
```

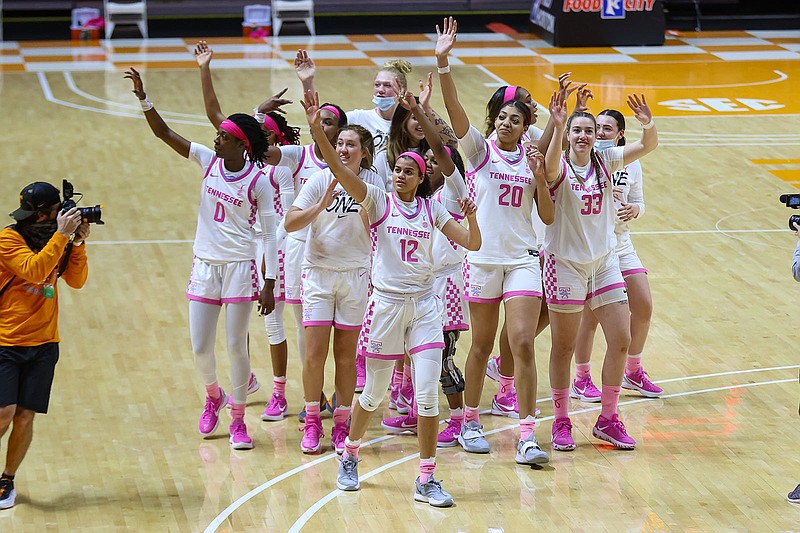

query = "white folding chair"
272;0;315;36
104;0;148;39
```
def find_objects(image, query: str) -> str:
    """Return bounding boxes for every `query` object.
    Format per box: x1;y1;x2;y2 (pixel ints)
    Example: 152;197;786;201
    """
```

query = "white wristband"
437;65;451;75
640;119;655;130
140;97;153;112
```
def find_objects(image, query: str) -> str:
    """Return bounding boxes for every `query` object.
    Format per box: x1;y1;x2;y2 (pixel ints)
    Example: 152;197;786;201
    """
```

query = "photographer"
791;221;800;505
0;182;88;510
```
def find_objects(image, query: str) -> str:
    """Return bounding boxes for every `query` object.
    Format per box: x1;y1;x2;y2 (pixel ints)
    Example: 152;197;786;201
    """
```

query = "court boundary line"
203;365;799;532
542;69;788;90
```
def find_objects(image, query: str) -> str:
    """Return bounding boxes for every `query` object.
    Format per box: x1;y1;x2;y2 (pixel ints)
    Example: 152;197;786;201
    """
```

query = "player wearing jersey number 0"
302;89;481;507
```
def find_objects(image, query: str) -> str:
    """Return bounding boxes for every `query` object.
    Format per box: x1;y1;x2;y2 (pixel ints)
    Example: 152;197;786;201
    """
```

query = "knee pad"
417;401;439;418
440;330;465;395
415;372;440;418
264;302;286;345
358;392;381;412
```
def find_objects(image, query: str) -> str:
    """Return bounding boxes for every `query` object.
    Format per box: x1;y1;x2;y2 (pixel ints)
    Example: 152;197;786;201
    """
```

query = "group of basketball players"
126;17;662;507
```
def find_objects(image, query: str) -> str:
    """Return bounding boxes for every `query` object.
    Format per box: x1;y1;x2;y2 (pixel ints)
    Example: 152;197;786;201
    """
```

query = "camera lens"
789;214;800;230
78;205;104;225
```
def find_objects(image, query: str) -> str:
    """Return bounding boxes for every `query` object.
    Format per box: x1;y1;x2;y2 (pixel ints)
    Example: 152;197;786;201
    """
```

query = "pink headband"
220;119;251;153
261;114;289;146
398;151;426;176
503;85;518;104
443;145;453;159
320;105;341;121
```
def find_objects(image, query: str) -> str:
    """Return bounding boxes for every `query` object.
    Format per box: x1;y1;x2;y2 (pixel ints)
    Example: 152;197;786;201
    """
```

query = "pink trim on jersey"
247;170;263;206
221;296;258;303
409;342;446;355
549;159;568;194
490;140;524;165
465;295;503;304
390;193;422;220
333;321;362;331
586;282;627;299
502;289;543;300
218;159;255;184
308;144;328;169
622;268;648;277
470;148;491;175
365;351;405;361
370;196;391;229
423;198;434;227
285;298;302;305
303;320;333;328
444;322;470;332
203;156;217;180
546;296;585;305
186;294;222;306
595;155;611;186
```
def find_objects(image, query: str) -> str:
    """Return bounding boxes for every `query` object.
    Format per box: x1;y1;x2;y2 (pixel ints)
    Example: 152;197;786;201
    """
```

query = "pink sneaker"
571;374;602;402
437;418;462;448
226;372;261;408
381;414;418;434
388;383;400;410
396;383;413;415
491;389;519;419
229;419;254;450
592;414;636;449
199;389;228;436
551;416;576;451
355;354;366;393
299;417;324;454
622;368;663;398
485;355;500;382
260;392;288;421
331;421;349;454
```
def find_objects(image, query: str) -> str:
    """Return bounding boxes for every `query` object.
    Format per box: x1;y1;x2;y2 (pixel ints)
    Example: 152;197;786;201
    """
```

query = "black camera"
780;193;800;230
61;179;104;225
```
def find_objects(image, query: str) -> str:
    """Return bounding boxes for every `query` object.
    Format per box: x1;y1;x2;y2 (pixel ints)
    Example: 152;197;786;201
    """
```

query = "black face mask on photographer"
15;216;58;252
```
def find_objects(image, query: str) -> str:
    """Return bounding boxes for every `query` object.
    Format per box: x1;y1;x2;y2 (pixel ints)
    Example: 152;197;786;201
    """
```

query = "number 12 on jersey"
400;238;419;263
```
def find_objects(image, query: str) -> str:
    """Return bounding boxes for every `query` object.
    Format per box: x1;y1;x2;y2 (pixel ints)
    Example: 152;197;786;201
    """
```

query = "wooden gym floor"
0;28;799;532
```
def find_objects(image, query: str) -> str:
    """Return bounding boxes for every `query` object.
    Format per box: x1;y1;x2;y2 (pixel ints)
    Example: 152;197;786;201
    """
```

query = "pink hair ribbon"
503;85;518;103
398;151;427;176
320;105;342;121
220;119;251;152
262;114;289;146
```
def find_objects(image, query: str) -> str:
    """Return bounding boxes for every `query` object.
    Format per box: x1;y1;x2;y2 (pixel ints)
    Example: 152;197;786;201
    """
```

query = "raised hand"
575;84;593;113
435;17;458;58
418;72;433;109
627;94;653;125
390;78;411;109
257;87;292;115
123;67;146;100
194;40;212;68
524;142;546;180
300;89;321;127
321;178;340;209
294;49;316;82
549;90;568;128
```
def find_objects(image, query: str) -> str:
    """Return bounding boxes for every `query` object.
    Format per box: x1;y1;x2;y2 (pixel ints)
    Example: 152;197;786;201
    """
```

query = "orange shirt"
0;227;88;346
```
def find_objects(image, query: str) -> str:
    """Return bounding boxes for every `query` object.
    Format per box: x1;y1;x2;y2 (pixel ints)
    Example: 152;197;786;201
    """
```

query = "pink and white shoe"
355;353;366;393
299;417;324;454
381;414;418;434
199;389;228;436
388;383;400;410
331;421;349;454
260;392;288;421
485;355;500;382
437;418;462;448
226;372;261;408
551;416;576;451
571;374;602;402
491;389;519;419
622;368;663;398
592;414;636;449
396;383;414;415
229;419;254;450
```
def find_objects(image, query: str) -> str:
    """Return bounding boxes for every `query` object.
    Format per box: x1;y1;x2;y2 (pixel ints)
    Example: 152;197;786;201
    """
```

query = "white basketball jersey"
280;143;329;241
363;184;451;293
432;187;465;271
463;128;539;266
544;148;624;263
611;160;644;244
194;154;270;264
487;124;544;144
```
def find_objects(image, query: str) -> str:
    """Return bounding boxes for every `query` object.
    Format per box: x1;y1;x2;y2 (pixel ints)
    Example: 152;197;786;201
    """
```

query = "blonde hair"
380;59;413;92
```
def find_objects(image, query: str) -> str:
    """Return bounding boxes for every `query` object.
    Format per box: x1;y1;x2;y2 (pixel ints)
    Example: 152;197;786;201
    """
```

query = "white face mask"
372;95;396;112
595;139;617;151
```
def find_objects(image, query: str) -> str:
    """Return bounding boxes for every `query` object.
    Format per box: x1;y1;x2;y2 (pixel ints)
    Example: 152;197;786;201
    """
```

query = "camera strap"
0;276;14;301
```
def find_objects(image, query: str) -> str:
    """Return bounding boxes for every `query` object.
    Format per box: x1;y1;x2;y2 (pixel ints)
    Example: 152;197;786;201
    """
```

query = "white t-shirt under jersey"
611;159;645;246
292;167;384;270
361;184;452;294
432;168;467;272
460;125;539;266
544;147;624;263
188;143;276;269
347;108;392;154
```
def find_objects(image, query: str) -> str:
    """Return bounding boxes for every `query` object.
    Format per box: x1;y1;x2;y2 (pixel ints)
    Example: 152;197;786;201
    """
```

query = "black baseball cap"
9;182;61;221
